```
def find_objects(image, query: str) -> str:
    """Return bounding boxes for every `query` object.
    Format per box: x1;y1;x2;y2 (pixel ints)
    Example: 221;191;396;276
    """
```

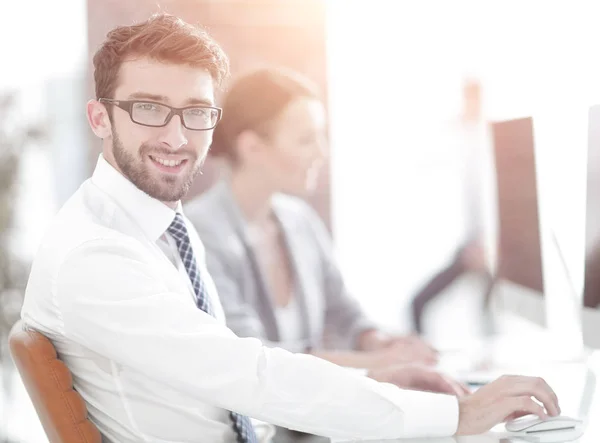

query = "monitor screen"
491;116;545;293
584;105;600;309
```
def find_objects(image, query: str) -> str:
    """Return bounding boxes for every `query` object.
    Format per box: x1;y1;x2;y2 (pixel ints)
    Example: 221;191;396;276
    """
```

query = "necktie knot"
167;213;189;244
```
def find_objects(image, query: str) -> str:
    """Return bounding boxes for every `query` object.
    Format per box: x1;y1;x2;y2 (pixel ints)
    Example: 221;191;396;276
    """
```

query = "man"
21;13;560;443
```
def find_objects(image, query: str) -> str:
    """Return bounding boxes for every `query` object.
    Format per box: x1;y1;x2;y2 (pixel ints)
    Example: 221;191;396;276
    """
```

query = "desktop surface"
332;350;600;443
333;431;586;443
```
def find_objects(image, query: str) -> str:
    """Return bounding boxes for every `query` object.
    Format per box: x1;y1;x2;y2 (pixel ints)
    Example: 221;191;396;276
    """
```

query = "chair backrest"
8;320;102;443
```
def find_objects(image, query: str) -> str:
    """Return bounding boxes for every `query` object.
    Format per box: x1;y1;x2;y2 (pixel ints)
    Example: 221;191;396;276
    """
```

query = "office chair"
8;320;102;443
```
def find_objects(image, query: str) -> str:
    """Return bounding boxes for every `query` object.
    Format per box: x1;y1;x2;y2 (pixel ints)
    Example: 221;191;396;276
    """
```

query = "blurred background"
2;0;600;441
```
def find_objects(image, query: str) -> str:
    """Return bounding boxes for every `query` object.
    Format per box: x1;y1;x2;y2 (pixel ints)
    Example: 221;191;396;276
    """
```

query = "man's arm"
56;237;459;440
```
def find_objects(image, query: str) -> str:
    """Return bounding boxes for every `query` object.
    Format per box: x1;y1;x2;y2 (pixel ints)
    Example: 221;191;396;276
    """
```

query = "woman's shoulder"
185;181;233;226
272;193;331;244
184;182;242;251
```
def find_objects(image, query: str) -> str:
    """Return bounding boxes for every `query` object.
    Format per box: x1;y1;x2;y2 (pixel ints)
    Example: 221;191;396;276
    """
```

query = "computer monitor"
489;116;547;328
582;104;600;348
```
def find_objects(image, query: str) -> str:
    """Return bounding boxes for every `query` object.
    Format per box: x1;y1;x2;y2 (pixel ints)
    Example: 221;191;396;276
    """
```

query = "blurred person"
185;68;440;373
411;235;494;334
20;14;561;443
183;68;449;442
410;78;495;334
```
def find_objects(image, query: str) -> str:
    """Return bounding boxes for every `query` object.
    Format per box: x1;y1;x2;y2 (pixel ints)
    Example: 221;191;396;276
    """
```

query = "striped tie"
167;213;258;443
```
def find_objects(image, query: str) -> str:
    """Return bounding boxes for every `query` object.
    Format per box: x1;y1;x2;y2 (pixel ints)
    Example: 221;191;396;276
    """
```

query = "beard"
111;130;203;202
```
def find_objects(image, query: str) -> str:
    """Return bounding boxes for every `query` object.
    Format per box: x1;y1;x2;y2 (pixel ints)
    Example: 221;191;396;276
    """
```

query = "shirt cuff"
250;418;276;443
372;382;460;438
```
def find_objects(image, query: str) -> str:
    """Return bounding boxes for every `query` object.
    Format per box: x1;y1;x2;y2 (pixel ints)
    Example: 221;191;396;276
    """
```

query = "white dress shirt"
21;155;459;443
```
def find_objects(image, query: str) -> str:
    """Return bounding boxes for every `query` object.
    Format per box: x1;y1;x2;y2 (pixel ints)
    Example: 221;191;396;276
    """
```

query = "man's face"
104;58;216;203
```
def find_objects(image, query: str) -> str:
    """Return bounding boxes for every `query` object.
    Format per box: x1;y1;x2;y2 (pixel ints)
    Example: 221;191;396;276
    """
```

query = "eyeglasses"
99;98;222;131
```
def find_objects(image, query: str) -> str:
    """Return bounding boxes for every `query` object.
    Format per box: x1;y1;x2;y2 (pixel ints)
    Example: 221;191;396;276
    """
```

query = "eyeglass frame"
98;98;223;131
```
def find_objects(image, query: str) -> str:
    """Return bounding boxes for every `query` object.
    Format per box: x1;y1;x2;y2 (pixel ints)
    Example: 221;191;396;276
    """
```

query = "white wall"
325;1;473;330
1;0;89;260
476;3;600;343
0;1;88;441
325;0;600;335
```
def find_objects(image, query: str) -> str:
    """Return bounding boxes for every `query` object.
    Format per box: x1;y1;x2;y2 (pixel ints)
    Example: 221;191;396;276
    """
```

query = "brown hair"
92;13;229;100
210;66;320;161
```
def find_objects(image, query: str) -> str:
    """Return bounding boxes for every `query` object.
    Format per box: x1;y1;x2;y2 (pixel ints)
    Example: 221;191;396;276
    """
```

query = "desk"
333;350;600;443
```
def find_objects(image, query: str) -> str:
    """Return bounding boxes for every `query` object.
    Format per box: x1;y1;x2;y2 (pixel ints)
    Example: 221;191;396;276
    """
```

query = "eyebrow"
127;92;215;107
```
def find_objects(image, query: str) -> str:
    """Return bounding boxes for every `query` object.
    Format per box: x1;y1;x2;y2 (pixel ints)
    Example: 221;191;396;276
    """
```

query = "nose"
159;114;188;150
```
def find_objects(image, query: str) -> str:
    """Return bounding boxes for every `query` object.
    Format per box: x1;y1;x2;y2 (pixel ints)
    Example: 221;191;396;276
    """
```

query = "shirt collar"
91;154;182;241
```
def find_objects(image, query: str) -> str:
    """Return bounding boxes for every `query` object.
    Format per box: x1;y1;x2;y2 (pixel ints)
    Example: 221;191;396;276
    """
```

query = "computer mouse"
505;414;582;433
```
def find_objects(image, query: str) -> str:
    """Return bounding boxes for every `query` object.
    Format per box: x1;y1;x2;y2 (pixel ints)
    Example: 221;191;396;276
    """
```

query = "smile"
149;155;186;167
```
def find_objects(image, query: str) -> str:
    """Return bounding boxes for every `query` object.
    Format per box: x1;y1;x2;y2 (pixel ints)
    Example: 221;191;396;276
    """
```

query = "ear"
235;129;267;163
86;99;112;139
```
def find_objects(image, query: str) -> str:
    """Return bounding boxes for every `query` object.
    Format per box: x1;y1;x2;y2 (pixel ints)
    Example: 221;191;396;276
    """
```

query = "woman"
185;67;438;370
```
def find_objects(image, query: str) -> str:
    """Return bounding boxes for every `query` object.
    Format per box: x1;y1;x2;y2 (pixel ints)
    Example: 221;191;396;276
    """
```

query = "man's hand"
368;365;470;397
456;375;561;435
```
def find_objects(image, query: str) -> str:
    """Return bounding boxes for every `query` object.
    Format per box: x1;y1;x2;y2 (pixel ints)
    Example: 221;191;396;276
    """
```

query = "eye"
136;103;160;112
188;108;210;118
